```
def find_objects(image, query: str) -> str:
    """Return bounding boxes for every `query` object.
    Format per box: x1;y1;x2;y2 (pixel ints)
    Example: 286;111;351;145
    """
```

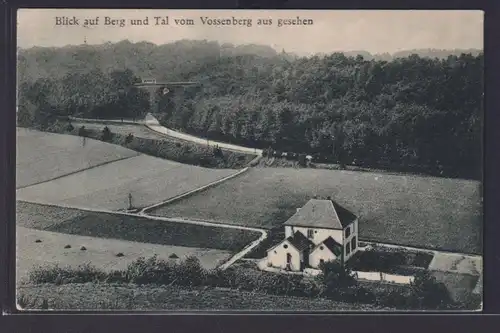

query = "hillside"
17;40;483;180
17;40;283;83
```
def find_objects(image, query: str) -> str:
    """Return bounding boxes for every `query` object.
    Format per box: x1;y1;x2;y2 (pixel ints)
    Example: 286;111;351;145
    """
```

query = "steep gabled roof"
267;231;314;253
318;237;343;256
287;231;315;252
283;199;357;230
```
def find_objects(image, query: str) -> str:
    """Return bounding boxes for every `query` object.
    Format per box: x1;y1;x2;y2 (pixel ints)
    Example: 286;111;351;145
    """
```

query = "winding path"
69;115;263;156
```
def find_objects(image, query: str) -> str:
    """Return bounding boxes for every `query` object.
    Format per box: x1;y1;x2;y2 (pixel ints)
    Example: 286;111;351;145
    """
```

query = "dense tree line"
17;40;483;179
18;68;149;127
160;51;483;180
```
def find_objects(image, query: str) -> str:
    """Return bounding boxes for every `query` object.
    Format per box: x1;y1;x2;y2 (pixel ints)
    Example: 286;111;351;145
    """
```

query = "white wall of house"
266;240;302;271
343;219;359;261
309;245;338;269
285;226;343;246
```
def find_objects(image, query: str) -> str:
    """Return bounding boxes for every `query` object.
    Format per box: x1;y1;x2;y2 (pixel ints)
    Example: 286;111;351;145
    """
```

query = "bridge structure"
133;79;199;114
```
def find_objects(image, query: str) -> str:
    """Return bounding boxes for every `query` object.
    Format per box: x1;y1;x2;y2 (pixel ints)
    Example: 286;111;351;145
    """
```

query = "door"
286;253;292;270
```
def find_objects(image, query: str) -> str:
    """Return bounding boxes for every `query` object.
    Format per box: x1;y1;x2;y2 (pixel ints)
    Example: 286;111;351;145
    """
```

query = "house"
266;198;359;272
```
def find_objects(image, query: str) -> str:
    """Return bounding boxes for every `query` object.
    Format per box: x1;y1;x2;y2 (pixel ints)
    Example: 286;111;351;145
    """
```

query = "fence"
354;271;414;285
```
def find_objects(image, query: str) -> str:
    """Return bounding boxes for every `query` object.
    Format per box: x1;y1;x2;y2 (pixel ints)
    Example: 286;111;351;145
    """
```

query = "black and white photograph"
15;9;483;311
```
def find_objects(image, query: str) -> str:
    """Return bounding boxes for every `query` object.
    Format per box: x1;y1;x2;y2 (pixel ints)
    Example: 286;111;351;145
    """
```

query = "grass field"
150;168;482;254
16;227;231;283
16;128;139;189
430;271;480;303
17;154;239;210
17;283;393;311
17;201;261;253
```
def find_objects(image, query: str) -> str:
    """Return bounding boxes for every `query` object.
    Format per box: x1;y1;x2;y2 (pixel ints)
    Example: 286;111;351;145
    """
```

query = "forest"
17;40;483;180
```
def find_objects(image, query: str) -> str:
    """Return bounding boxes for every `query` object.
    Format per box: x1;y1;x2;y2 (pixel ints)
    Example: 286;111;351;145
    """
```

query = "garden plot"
17;154;239;211
151;167;482;254
16;128;139;189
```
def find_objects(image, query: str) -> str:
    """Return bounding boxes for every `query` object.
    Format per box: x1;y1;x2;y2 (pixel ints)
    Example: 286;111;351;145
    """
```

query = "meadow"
150;167;482;254
17;154;239;211
16;128;139;189
17;226;231;283
17;201;261;253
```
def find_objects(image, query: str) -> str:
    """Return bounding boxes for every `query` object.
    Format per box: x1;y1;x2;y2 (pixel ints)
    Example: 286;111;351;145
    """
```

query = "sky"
17;9;483;55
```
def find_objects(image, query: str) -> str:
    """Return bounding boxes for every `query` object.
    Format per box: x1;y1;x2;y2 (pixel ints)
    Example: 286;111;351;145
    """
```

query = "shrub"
101;126;113;141
408;271;452;309
298;154;307;167
212;146;224;158
28;263;107;285
125;255;176;285
66;122;74;132
125;133;134;144
377;288;412;309
318;261;356;289
78;126;87;137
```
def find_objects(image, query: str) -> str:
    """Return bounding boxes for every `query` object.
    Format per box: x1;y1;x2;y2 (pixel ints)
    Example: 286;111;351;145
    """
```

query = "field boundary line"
140;167;250;215
17;200;268;270
16;154;140;190
360;239;482;259
69;116;143;125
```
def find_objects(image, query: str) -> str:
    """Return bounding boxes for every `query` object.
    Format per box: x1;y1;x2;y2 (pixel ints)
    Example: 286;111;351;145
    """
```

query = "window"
319;246;324;250
352;222;355;233
307;229;314;239
351;236;357;251
345;242;351;255
345;226;351;238
283;244;288;249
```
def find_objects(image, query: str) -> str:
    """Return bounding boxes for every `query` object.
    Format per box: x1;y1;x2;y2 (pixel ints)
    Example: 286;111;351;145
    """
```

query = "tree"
409;271;452;309
317;260;356;298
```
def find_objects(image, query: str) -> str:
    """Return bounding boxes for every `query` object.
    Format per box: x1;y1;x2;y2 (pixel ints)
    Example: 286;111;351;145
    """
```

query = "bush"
317;260;357;293
408;271;453;309
78;126;87;137
298;154;307;167
66;122;74;132
377;289;412;309
101;126;113;141
174;256;205;286
125;133;134;144
28;263;107;285
212;146;224;158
